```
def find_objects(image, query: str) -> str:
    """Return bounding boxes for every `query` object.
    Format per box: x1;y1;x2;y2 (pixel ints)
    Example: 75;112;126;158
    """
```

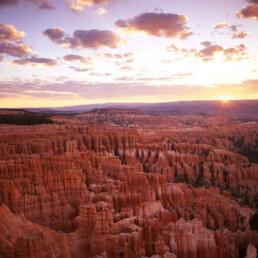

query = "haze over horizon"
0;0;258;108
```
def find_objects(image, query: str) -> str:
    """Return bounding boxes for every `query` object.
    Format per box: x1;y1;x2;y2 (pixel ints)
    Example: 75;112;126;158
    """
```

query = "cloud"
117;76;176;82
214;22;228;29
167;42;248;62
232;31;249;39
0;21;36;58
161;58;172;64
196;43;247;62
43;27;65;43
43;28;126;49
89;72;112;76
0;21;37;59
103;53;123;58
229;25;238;32
124;58;135;63
63;54;94;64
196;42;224;57
213;22;249;41
65;30;126;49
1;79;257;101
236;4;258;20
69;66;93;72
0;0;19;9
200;57;214;62
115;12;192;39
39;2;55;10
0;55;3;62
0;42;34;57
119;66;133;70
12;57;57;66
116;73;194;82
0;22;25;42
124;52;134;58
215;79;258;92
0;93;18;98
0;0;54;10
67;0;108;11
166;44;196;57
94;52;134;59
93;52;136;66
115;58;136;66
213;22;242;34
94;7;107;15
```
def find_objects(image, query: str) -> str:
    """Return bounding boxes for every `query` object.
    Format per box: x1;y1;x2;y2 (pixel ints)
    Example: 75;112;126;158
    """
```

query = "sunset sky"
0;0;257;108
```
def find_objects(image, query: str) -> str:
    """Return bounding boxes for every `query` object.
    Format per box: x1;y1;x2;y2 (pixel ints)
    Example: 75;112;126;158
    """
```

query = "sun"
218;96;233;102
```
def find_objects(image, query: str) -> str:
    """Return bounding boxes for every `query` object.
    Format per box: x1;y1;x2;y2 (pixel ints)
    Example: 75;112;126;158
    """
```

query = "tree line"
0;114;54;125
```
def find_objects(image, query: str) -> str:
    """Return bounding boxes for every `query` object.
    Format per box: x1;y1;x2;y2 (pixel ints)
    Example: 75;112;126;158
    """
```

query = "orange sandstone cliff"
0;114;257;257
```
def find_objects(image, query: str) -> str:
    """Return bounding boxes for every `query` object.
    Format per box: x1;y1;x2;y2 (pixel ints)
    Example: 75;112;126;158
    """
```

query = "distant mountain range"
20;100;258;120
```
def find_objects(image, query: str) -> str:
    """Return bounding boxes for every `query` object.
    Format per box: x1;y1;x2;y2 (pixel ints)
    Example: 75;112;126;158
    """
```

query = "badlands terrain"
0;105;257;258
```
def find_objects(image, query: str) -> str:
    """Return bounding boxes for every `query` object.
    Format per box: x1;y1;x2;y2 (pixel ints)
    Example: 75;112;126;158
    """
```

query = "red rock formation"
0;117;257;257
245;244;257;258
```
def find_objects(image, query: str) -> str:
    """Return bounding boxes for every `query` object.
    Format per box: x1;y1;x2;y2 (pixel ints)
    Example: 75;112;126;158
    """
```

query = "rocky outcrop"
0;118;257;257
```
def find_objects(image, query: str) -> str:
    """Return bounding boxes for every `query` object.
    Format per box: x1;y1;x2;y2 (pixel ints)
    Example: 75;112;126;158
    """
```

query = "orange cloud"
0;42;34;57
0;22;25;42
63;54;94;64
124;58;135;63
119;66;133;71
213;22;248;39
67;0;108;11
103;53;124;58
237;4;258;20
167;42;248;62
232;31;249;39
214;22;228;29
12;57;57;66
196;43;247;62
124;52;134;58
166;44;196;57
0;21;36;58
94;7;108;15
196;42;224;57
115;12;192;39
214;22;241;33
43;28;126;49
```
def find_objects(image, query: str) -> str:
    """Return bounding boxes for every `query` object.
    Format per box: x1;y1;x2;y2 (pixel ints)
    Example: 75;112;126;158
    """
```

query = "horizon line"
1;98;258;110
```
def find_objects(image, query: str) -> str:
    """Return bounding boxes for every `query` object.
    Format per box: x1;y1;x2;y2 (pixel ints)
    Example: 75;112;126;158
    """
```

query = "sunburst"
218;96;233;102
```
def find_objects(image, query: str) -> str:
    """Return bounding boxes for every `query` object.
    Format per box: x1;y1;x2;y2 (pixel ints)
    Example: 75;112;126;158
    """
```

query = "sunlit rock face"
0;112;257;257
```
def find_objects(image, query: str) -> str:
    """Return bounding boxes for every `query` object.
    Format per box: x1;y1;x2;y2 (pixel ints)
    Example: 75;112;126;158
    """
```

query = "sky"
0;0;257;108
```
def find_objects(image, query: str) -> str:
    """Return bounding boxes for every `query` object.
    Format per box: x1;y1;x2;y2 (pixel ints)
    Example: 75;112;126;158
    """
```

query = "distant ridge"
87;108;144;115
0;109;30;115
19;99;258;120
